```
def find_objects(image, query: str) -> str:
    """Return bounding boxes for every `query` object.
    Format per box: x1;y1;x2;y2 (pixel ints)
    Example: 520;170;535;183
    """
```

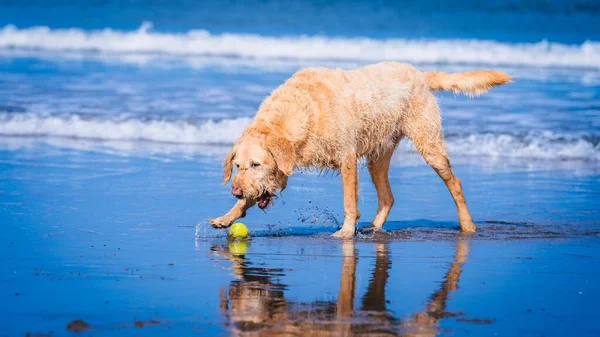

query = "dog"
210;62;511;238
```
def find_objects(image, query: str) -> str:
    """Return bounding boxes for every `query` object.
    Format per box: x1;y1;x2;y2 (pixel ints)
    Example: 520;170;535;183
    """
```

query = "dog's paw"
332;228;355;239
459;219;477;234
210;217;233;229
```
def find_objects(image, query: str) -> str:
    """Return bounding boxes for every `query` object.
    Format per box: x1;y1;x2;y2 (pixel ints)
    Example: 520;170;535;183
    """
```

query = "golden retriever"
210;62;511;238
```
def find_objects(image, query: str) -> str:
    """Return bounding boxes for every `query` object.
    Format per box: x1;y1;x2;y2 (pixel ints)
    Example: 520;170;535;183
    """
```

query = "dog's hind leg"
367;149;395;230
404;107;476;233
332;153;360;239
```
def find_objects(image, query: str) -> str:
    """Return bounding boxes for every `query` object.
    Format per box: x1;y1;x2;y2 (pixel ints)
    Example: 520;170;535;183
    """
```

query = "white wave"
0;113;250;144
0;113;598;161
395;132;599;161
444;132;599;161
1;22;599;68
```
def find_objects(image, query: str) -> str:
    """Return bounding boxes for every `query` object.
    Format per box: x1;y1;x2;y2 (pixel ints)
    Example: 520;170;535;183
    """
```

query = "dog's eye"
251;162;260;168
235;164;240;169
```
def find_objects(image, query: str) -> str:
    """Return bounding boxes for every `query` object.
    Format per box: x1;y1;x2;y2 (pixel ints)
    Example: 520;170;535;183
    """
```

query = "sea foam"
0;112;597;161
1;22;599;68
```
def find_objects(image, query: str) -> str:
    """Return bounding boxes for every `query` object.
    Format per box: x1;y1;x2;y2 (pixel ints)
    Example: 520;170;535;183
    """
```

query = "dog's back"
260;62;431;167
257;62;510;168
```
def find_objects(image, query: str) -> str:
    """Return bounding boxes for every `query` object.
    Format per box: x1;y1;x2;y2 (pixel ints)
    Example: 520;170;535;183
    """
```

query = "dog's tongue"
258;193;271;209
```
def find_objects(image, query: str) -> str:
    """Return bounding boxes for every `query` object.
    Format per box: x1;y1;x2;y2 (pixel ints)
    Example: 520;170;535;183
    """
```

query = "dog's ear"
265;134;296;176
222;149;235;184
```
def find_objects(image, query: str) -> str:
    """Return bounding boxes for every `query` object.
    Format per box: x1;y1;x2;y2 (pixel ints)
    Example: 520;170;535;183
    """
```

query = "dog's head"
222;129;295;209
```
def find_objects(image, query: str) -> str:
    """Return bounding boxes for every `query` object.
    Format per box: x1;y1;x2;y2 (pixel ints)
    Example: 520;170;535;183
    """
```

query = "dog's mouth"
257;191;272;209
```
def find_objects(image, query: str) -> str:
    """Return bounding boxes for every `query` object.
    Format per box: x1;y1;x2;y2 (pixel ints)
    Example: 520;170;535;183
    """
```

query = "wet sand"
1;146;599;336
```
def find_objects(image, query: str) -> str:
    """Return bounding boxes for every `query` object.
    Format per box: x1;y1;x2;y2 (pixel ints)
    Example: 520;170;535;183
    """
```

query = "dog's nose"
231;186;243;198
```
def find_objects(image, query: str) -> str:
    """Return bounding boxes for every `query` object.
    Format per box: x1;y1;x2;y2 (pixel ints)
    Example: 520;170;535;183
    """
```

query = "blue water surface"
0;1;599;336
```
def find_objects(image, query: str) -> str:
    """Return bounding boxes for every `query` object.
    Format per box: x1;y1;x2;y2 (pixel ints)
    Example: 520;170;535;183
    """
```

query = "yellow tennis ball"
228;222;249;238
228;240;248;256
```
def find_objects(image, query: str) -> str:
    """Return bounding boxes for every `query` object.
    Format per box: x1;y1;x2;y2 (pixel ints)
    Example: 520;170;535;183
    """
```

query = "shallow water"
1;1;600;336
1;148;599;336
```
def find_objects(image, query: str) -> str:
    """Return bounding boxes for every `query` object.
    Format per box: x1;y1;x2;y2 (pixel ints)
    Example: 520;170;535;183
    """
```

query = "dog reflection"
213;239;470;336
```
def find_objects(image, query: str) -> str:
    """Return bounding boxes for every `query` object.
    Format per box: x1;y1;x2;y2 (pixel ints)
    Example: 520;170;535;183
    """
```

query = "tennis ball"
228;240;248;256
228;222;249;238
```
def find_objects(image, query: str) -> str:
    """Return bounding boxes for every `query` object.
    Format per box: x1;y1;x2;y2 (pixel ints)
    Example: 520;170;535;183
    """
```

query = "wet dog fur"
210;62;511;238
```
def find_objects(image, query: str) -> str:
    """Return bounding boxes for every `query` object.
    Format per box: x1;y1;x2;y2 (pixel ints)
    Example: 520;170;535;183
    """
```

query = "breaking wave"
0;112;597;161
1;22;599;68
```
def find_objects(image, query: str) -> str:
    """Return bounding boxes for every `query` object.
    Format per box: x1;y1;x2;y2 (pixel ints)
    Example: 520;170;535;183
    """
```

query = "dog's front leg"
210;198;256;228
332;154;360;239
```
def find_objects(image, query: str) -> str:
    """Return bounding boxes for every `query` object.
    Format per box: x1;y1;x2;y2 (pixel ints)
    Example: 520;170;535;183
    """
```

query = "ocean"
1;1;599;336
0;0;599;161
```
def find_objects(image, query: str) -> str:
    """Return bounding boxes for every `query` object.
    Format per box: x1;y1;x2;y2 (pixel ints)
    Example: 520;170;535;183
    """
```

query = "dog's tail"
425;70;511;97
